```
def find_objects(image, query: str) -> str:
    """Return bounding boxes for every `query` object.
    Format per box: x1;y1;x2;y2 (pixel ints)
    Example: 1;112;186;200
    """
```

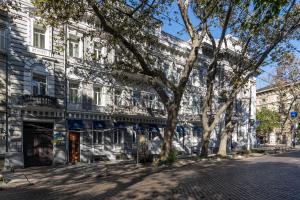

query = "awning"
133;124;144;131
68;120;84;130
193;125;202;133
176;125;185;134
114;122;127;129
93;121;106;129
149;125;160;133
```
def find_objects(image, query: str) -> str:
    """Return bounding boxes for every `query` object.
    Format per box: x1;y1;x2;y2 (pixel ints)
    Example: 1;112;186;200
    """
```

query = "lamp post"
231;114;238;151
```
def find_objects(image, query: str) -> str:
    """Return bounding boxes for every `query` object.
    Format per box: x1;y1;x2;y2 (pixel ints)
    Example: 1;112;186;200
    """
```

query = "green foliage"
165;149;178;164
251;149;265;153
256;108;280;134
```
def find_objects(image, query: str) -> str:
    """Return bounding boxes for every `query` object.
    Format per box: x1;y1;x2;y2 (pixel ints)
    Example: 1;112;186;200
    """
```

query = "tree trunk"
218;131;228;157
200;130;211;157
160;103;179;160
217;102;234;157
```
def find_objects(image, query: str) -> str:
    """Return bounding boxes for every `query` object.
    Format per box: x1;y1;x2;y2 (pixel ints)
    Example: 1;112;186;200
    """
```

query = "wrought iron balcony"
22;95;58;107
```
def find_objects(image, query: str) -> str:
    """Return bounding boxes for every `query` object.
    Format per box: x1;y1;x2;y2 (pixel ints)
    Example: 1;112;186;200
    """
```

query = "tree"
217;101;234;156
256;107;280;142
27;0;300;159
31;0;216;159
193;0;300;156
273;53;300;145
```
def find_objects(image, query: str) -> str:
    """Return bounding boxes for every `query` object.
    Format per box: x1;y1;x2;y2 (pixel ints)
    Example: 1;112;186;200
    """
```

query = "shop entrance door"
23;122;53;167
69;132;80;163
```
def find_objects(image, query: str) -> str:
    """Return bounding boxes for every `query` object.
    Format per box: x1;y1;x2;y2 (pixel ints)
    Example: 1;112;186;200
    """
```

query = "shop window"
33;23;46;49
32;73;47;96
93;131;103;144
114;130;123;144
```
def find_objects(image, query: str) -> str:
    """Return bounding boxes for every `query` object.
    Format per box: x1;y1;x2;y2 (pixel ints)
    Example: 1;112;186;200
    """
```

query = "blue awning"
176;125;185;134
68;120;84;130
133;124;144;131
93;121;106;129
114;122;127;129
149;125;160;133
193;125;202;133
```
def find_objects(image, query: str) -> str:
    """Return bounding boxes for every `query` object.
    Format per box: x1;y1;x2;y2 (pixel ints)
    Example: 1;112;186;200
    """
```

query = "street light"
230;114;239;151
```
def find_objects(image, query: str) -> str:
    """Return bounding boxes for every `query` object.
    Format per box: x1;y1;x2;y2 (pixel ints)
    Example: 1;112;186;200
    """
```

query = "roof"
256;85;275;93
257;81;300;94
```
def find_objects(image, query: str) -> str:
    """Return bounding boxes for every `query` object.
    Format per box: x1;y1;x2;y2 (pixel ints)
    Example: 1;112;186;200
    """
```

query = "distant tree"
273;53;300;144
256;108;280;140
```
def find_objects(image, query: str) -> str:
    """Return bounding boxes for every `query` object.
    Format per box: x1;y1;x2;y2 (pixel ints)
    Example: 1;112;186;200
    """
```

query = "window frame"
0;27;7;50
69;82;80;104
33;23;46;49
68;36;80;58
93;86;102;106
31;73;47;96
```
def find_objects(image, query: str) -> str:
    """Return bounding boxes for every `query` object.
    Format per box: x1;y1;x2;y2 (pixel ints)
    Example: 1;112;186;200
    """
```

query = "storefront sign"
53;131;66;145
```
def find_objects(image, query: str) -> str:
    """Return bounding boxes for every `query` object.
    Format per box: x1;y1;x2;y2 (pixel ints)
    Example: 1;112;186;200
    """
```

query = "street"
1;151;300;200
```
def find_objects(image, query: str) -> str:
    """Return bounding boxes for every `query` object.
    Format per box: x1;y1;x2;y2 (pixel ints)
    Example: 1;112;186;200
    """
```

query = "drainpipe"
247;84;252;151
5;25;10;154
5;44;8;153
64;24;68;163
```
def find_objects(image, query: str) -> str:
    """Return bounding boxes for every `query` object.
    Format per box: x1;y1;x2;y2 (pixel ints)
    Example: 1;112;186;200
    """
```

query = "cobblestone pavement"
1;151;300;200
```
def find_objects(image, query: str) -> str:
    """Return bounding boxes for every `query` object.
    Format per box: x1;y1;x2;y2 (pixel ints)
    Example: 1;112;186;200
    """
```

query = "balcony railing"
22;95;58;107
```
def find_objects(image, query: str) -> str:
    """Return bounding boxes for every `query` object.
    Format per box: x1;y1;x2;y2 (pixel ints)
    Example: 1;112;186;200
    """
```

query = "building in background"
1;1;256;168
256;84;299;146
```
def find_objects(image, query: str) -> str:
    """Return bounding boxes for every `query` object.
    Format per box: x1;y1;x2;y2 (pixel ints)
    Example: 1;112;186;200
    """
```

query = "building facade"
1;1;256;168
256;84;298;146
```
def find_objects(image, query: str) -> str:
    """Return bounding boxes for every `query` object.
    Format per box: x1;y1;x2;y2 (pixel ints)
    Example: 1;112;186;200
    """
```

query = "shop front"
23;122;54;167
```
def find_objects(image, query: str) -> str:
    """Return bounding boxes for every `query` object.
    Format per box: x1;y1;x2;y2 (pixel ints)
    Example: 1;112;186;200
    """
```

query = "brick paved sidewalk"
1;150;300;200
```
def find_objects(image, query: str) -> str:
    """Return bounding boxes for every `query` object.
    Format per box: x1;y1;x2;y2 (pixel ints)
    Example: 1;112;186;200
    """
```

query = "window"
32;73;47;96
94;43;102;61
176;68;182;82
93;131;103;144
93;86;102;106
114;89;122;106
114;130;123;144
193;127;202;137
199;66;207;84
163;63;169;77
132;90;141;107
69;36;79;58
69;82;79;103
132;132;136;143
192;70;198;85
0;28;7;50
149;94;155;108
33;24;46;49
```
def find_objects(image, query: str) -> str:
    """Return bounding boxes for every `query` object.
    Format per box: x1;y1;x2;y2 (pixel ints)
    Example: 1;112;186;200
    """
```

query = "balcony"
22;95;58;107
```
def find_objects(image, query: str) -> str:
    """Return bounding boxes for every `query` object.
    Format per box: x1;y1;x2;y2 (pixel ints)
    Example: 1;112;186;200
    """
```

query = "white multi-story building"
0;1;256;168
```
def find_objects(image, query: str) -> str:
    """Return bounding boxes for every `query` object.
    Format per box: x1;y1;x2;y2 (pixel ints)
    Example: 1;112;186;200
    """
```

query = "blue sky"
159;3;300;90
